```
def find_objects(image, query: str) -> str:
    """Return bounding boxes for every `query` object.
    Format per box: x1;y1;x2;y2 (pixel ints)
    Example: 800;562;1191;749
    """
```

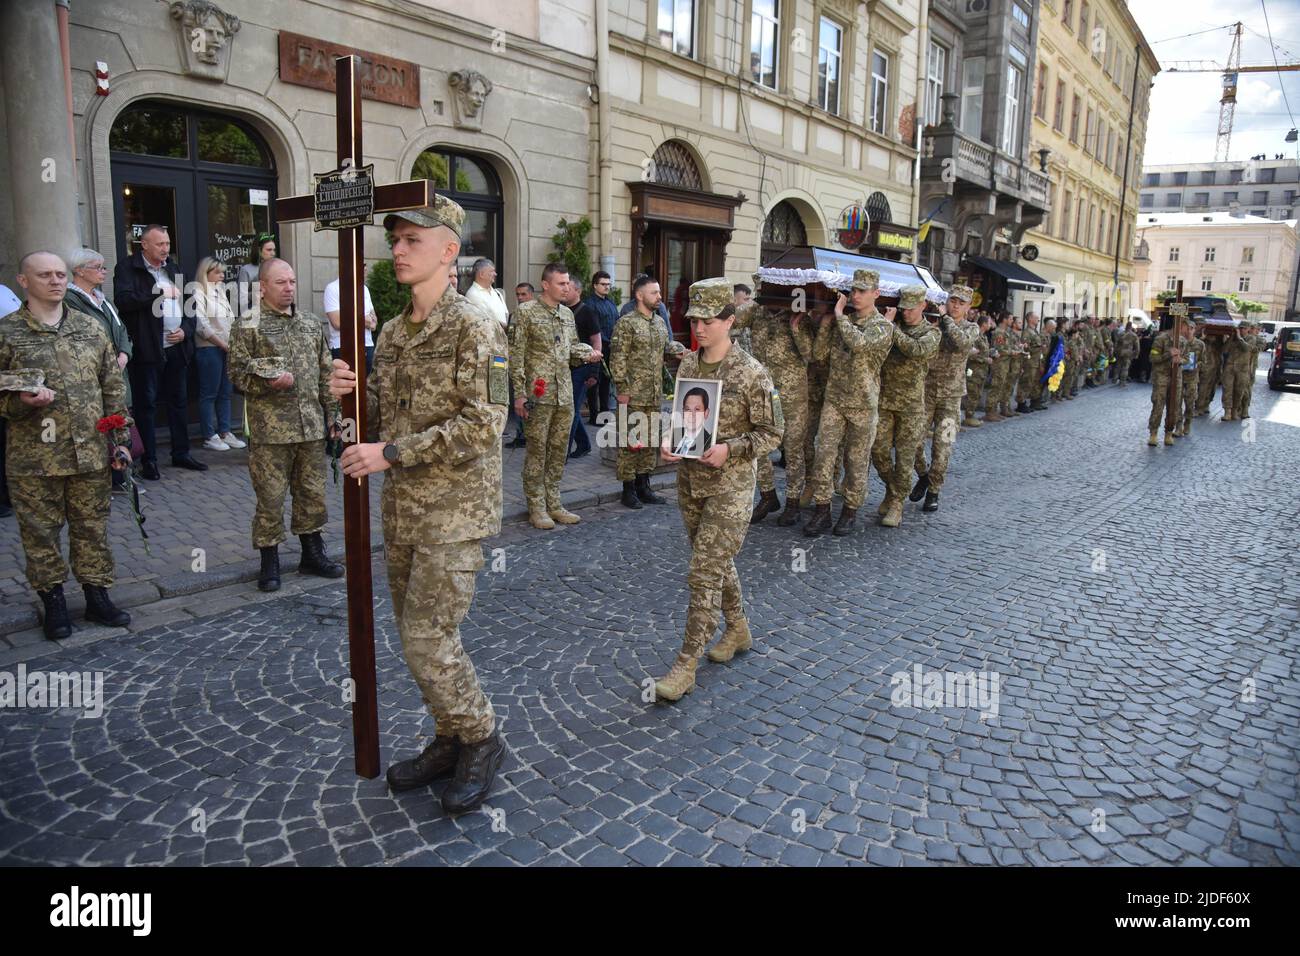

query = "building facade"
917;0;1052;295
1022;0;1158;319
1133;212;1300;321
1141;158;1300;220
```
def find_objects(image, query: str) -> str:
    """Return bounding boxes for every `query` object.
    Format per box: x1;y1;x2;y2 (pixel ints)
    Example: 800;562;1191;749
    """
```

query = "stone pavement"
0;418;666;640
0;365;1296;866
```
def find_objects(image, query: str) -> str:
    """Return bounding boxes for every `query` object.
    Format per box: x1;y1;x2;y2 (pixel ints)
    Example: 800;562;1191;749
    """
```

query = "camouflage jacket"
0;304;131;477
924;315;982;399
1180;335;1206;379
966;331;991;372
989;325;1011;365
610;308;684;405
734;303;815;372
1021;326;1046;363
1224;332;1261;370
879;321;941;412
1117;330;1139;359
812;308;895;411
1149;330;1193;377
675;346;782;499
366;286;509;546
230;304;337;444
1007;328;1025;370
1066;329;1085;362
509;299;593;406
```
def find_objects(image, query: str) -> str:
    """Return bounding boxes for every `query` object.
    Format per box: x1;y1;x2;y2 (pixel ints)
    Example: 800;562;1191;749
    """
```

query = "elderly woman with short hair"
65;247;133;491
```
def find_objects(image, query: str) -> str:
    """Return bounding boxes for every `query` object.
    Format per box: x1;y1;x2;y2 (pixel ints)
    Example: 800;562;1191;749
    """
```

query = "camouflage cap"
685;277;734;319
383;193;465;238
897;285;927;310
850;269;880;291
0;368;45;392
246;356;288;378
947;283;975;303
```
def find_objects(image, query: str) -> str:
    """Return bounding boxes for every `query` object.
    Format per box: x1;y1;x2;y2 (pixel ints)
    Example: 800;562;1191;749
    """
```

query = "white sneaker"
220;432;246;449
203;435;230;451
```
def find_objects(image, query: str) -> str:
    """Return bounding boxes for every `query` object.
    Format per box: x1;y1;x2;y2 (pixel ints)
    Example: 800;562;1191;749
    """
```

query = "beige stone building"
1023;0;1158;319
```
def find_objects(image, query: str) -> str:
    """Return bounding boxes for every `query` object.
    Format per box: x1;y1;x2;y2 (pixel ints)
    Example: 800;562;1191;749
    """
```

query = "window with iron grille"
650;140;704;190
762;201;808;246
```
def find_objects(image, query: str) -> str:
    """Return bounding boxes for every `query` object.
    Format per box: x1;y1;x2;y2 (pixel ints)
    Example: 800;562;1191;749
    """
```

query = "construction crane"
1163;21;1300;160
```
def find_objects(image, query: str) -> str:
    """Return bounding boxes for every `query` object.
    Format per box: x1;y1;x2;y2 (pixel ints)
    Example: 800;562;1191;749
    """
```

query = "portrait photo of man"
671;379;719;459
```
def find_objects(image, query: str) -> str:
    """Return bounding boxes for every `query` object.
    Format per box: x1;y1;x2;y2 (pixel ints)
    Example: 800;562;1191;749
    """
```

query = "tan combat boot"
549;507;581;525
707;619;753;663
880;497;903;528
962;415;983;428
529;507;556;530
1147;432;1158;447
1163;432;1175;446
654;653;697;701
982;410;1004;422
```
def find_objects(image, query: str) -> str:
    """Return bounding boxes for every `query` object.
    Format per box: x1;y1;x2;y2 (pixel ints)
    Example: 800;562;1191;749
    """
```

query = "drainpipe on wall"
57;0;77;169
910;8;926;266
594;1;615;284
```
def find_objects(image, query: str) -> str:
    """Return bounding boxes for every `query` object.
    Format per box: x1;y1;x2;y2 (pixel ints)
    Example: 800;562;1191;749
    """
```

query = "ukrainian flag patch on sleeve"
488;354;509;405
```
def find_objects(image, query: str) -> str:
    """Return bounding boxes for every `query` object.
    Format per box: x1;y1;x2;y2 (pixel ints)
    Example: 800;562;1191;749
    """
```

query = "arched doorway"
760;200;809;265
109;101;277;278
410;148;504;291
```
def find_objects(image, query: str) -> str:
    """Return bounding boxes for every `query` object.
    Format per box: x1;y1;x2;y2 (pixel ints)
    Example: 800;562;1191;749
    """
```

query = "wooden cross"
274;55;431;779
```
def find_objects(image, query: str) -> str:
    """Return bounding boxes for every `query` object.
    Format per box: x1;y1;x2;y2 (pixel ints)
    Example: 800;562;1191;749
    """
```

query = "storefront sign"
212;232;257;269
278;33;420;108
875;230;914;253
836;203;869;249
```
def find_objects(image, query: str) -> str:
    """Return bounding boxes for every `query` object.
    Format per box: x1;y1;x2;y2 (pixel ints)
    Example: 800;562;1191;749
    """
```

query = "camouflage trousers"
1240;364;1259;416
1180;374;1199;428
988;362;1011;413
962;368;988;419
808;402;876;509
871;406;927;502
615;402;660;481
1008;360;1023;404
1116;358;1132;384
522;402;573;512
1196;360;1221;414
913;395;963;492
677;479;751;660
1148;372;1180;432
1019;360;1043;404
757;364;808;498
1220;364;1249;416
9;469;113;591
249;440;327;549
386;540;495;744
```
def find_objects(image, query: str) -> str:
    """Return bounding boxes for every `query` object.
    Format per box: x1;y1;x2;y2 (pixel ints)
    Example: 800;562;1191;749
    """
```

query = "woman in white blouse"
193;257;245;451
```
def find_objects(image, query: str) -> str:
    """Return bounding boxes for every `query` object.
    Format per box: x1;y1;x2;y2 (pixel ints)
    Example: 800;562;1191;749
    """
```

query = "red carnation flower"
532;378;546;398
96;414;127;434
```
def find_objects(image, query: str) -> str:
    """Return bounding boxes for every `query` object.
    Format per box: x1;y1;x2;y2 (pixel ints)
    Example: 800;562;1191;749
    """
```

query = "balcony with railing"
921;95;1050;214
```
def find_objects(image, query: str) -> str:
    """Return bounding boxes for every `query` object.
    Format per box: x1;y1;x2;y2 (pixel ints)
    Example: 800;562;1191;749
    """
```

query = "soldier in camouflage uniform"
1146;311;1192;445
1196;328;1225;416
961;313;993;426
1065;320;1086;399
1222;320;1262;421
799;332;830;508
1116;322;1139;385
735;290;815;526
871;286;940;528
1240;319;1264;420
1173;318;1207;437
1017;312;1046;412
802;269;894;537
229;259;344;591
1084;315;1105;389
984;313;1012;420
330;196;510;814
510;263;598;528
911;284;980;513
1005;315;1024;415
654;278;782;702
0;251;132;639
610;274;685;509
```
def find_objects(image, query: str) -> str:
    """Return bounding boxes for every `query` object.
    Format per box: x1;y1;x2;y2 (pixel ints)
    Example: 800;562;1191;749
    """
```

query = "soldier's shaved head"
259;258;297;312
16;251;68;307
258;257;294;281
18;250;65;275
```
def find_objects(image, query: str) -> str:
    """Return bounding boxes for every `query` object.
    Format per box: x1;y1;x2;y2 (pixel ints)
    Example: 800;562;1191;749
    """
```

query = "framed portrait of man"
670;378;721;459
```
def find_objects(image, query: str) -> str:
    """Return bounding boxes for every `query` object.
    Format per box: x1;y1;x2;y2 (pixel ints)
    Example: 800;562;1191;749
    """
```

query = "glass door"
664;233;701;344
111;166;197;277
200;180;273;279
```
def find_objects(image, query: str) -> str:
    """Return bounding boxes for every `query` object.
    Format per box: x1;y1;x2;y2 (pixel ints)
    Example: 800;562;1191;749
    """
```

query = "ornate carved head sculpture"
448;70;493;130
170;0;241;80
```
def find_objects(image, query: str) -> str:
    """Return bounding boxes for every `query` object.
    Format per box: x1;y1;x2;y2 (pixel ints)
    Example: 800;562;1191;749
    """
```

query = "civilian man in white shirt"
463;258;509;329
323;274;377;373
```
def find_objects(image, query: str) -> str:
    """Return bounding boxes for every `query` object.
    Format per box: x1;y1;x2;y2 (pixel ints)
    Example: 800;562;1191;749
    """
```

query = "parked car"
1267;325;1300;390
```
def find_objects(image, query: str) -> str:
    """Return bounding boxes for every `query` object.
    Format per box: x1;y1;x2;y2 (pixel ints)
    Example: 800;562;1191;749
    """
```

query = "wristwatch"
382;443;400;464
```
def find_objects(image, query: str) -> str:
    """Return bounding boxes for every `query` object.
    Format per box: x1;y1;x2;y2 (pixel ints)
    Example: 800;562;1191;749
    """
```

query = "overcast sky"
1129;0;1300;167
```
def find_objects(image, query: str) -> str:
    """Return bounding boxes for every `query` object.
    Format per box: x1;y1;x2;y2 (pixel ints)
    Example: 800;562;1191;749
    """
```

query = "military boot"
908;473;929;502
982;410;1005;422
1147;432;1158;447
620;481;643;510
750;489;781;523
83;585;130;628
654;653;698;701
38;585;72;640
387;736;460;791
1163;432;1175;446
962;415;983;428
775;498;802;527
441;730;506;815
299;533;344;578
1183;419;1192;435
802;503;832;537
707;619;753;663
548;507;581;525
922;491;940;513
635;474;667;505
529;507;556;529
258;546;281;592
832;505;858;536
880;497;903;528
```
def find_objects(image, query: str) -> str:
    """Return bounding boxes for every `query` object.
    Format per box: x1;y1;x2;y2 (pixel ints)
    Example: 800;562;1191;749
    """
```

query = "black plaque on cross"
274;54;431;779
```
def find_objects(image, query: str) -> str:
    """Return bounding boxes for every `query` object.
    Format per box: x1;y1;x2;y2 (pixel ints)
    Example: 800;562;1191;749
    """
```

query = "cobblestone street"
1;368;1297;867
